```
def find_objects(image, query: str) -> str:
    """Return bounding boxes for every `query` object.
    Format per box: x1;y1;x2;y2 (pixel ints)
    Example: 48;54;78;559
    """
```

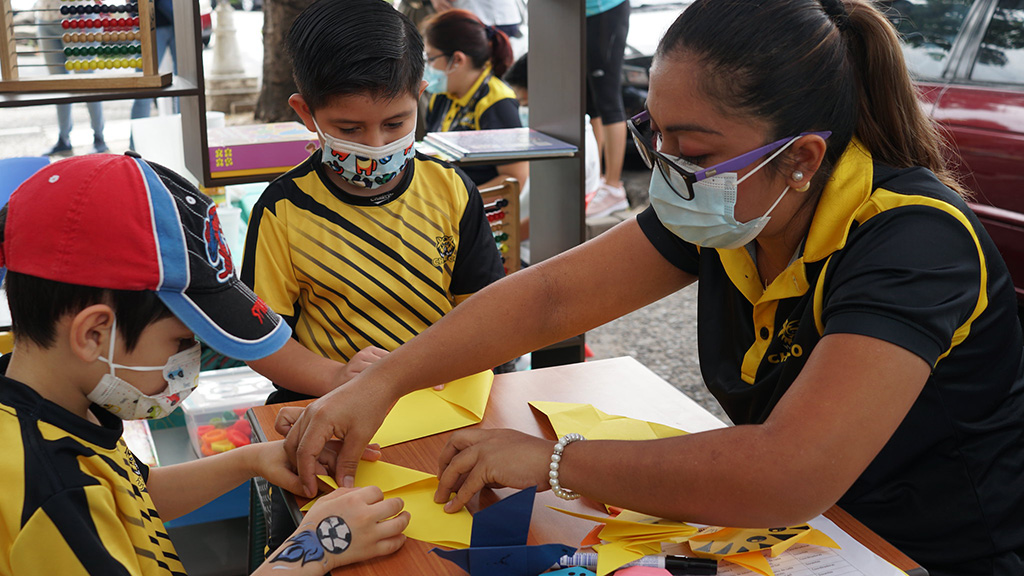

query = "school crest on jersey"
432;235;456;267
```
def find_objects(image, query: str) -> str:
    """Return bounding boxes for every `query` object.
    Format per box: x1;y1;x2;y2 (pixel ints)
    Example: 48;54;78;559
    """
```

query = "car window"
969;0;1024;84
882;0;976;80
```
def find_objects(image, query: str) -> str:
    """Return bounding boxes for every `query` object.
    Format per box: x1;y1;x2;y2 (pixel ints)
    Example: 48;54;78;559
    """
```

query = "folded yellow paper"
689;525;839;576
371;370;493;447
302;462;473;549
528;401;688;441
549;507;698;576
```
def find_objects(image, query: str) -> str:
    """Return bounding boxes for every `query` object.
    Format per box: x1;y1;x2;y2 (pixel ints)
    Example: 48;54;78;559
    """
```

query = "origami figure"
432;486;577;576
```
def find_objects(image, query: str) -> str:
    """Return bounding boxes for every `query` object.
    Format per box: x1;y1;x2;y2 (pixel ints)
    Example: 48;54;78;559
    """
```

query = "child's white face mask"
87;319;202;420
313;118;417;190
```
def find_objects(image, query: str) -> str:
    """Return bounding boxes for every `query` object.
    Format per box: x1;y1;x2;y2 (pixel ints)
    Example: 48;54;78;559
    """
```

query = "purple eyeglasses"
627;110;832;200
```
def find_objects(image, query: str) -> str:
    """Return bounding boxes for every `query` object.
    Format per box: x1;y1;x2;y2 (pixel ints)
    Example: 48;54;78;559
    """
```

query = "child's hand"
265;486;409;572
249;440;381;498
336;346;389;386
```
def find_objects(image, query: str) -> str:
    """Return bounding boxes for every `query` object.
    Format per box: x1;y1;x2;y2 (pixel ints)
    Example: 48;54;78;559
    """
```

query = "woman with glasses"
284;1;1024;573
421;9;529;189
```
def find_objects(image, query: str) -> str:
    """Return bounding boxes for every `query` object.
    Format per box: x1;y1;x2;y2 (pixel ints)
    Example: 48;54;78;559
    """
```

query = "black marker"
556;553;718;575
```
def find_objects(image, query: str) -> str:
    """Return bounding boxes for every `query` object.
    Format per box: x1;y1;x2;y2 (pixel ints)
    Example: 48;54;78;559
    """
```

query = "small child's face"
112;317;197;396
311;91;420;148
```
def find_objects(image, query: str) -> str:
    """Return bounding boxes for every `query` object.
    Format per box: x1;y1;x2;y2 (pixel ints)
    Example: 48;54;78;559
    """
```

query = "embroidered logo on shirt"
432;235;457;267
768;319;804;364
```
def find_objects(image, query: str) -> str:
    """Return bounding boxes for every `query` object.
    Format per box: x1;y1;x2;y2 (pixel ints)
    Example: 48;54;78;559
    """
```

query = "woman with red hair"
422;10;528;189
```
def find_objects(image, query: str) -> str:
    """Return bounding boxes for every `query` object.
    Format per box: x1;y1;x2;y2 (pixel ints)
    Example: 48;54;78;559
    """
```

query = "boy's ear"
289;93;318;134
68;304;115;363
419;80;428;98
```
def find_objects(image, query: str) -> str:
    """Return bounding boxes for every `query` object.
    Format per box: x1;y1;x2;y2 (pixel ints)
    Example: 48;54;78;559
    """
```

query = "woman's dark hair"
0;206;173;351
655;0;962;196
287;0;424;111
504;53;528;90
423;9;514;78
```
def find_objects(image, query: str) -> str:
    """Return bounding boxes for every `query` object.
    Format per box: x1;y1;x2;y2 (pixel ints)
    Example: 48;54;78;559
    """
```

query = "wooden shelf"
0;74;199;107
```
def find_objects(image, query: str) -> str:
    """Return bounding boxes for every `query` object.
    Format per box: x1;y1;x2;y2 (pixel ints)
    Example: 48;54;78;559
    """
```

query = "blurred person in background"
584;0;630;218
422;9;528;190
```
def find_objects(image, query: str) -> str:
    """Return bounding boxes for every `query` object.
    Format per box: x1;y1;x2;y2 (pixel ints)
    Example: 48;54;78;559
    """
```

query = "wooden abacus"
480;178;521;275
0;0;170;92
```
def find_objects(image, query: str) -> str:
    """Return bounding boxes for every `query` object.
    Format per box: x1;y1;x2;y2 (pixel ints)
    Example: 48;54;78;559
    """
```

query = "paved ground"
583;169;730;424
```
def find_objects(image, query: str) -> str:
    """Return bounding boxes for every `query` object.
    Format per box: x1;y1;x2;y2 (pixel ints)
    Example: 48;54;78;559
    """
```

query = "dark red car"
882;0;1024;319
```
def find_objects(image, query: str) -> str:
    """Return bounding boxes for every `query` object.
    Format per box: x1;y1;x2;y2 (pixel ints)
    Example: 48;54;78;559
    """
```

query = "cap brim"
157;276;291;361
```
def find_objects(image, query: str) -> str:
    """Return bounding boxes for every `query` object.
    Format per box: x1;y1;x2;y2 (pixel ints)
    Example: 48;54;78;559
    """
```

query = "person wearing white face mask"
281;1;1024;574
422;9;529;190
0;153;411;575
241;0;507;556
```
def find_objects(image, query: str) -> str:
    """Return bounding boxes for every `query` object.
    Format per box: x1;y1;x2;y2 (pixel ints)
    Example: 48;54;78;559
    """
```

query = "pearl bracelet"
549;433;586;500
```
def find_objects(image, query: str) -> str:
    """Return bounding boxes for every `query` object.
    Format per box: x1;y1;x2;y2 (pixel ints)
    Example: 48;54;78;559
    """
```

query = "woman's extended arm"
285;219;696;495
435;332;931;527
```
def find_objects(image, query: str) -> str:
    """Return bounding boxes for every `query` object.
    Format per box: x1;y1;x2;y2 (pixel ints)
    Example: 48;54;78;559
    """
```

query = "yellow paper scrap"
529;401;687;441
688;525;839;576
720;551;773;576
371;370;493;447
300;461;472;549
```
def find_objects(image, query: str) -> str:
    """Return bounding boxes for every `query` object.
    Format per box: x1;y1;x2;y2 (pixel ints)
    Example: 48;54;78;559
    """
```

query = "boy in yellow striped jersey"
0;154;409;575
241;0;505;404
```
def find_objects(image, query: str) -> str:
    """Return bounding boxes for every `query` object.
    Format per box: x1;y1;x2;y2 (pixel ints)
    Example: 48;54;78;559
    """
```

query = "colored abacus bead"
61;19;71;29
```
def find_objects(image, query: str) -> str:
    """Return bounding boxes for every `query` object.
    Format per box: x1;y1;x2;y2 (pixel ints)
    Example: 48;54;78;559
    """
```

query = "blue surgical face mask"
518;105;529;127
424;64;449;95
313;119;416;190
647;137;797;250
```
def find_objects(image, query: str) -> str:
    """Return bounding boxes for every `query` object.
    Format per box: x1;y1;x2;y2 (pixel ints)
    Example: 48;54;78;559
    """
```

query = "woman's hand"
285;378;397;497
262;486;409;573
433;429;554;513
247;439;382;499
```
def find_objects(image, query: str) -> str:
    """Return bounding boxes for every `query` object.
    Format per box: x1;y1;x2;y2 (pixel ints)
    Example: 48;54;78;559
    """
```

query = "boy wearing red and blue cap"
0;153;409;575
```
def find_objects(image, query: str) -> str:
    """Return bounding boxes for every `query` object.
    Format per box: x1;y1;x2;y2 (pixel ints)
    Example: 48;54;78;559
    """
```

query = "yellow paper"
549;507;699;576
721;551;774;576
529;401;687;441
371;371;493;447
688;525;839;576
300;461;472;549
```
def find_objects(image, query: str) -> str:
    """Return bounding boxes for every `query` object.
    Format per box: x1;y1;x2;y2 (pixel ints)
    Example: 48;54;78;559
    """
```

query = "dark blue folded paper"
431;486;577;576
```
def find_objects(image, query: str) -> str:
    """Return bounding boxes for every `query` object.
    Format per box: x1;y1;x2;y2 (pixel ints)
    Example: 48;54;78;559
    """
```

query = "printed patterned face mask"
313;118;417;190
87;319;202;420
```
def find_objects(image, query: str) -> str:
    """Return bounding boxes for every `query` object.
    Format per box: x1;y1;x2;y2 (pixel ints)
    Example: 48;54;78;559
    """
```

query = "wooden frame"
0;0;170;92
479;177;521;275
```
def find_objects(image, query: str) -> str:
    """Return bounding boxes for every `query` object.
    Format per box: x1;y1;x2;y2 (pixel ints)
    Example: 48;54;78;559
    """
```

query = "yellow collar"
717;139;875;304
803;139;875;263
451;64;493;108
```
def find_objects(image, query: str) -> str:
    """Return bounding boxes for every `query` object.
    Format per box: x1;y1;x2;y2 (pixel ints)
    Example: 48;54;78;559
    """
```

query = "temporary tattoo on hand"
271;529;325;566
317;516;352;554
270;516;352;568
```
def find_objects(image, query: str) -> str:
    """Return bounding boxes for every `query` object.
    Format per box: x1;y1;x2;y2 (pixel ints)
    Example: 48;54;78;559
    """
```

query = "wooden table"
248;357;926;576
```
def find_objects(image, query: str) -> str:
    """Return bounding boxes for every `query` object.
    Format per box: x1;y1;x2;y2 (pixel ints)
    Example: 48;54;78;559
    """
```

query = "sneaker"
585;183;629;219
44;139;73;156
91;139;109;154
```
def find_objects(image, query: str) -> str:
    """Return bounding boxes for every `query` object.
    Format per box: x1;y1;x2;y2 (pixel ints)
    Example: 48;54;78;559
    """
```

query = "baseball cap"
0;153;291;361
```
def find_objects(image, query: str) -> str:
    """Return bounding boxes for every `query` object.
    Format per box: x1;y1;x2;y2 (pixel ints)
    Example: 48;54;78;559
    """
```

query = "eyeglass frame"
424;51;450;65
627;110;832;200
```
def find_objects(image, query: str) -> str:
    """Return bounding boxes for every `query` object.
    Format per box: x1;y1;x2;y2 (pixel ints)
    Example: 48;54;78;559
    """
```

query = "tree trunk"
254;0;313;122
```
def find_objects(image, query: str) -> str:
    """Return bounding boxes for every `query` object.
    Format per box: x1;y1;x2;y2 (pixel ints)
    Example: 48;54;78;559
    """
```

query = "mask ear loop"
737;135;801;185
735;135;801;222
97;318;118;376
